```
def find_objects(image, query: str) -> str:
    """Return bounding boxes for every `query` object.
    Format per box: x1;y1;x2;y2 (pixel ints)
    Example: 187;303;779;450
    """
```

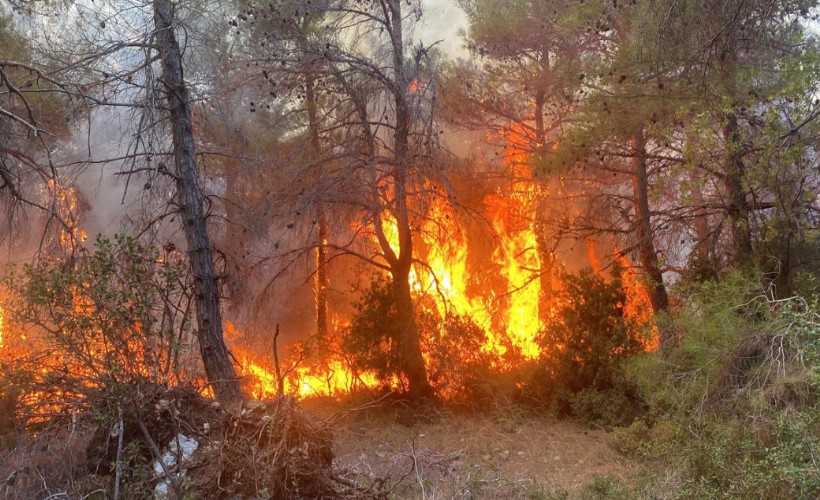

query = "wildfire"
242;118;659;397
371;175;544;360
0;125;658;408
226;322;383;399
46;178;87;246
617;255;660;351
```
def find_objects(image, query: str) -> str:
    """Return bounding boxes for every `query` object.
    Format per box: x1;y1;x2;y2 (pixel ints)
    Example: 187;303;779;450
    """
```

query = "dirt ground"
327;407;635;499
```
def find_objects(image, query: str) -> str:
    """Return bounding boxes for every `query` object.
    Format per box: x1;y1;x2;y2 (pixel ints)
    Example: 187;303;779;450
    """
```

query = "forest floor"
308;400;636;499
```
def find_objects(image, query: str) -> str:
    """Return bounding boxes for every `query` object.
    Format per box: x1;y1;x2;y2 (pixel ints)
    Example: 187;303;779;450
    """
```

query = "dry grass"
0;425;103;500
330;407;636;499
1;390;637;499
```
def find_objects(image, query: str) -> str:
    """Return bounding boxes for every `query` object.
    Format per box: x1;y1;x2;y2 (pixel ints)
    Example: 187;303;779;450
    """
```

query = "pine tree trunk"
688;166;715;276
392;260;433;399
533;88;553;319
631;126;669;314
153;0;242;404
723;112;754;263
387;0;431;398
305;74;329;339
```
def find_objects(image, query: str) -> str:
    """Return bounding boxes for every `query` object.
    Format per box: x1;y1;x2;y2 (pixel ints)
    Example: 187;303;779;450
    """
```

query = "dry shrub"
85;382;222;478
194;397;334;498
2;379;381;499
0;376;19;449
0;426;101;500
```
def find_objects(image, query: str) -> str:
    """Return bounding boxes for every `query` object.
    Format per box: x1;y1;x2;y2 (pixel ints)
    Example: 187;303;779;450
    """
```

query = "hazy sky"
419;0;469;58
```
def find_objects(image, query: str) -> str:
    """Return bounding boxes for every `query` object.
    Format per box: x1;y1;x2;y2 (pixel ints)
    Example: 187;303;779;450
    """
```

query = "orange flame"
0;306;4;350
46;179;87;246
616;254;660;352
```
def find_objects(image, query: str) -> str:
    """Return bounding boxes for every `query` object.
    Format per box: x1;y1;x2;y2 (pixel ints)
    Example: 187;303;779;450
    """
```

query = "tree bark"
153;0;242;404
533;87;554;320
723;111;754;264
688;165;716;276
392;260;432;398
386;0;431;398
305;73;330;339
631;126;669;313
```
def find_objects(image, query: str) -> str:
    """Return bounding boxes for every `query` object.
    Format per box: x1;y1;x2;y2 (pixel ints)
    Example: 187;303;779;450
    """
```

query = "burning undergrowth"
0;381;381;499
0;168;659;497
228;171;659;408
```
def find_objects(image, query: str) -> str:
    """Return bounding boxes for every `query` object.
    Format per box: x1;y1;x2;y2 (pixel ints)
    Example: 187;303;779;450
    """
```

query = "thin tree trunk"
533;88;553;319
723;112;753;263
305;74;329;338
631;126;669;314
153;0;242;404
315;213;329;338
718;42;754;266
387;0;431;398
688;165;715;275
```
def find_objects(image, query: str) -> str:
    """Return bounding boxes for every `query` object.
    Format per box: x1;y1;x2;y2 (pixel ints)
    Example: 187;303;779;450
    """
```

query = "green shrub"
340;275;402;384
524;266;646;425
619;271;820;498
580;475;630;500
341;275;501;400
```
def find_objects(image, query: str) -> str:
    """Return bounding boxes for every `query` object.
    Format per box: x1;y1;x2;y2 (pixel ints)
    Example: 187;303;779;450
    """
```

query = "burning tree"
0;0;245;402
319;0;444;398
226;0;451;398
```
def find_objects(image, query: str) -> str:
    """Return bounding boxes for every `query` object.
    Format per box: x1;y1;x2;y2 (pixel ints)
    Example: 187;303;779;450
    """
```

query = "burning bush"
1;234;200;427
341;276;403;388
421;312;516;404
528;266;649;424
341;275;501;401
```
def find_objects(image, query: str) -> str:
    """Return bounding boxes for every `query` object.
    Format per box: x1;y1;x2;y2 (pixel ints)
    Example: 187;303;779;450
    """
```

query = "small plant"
341;275;404;386
341;274;500;400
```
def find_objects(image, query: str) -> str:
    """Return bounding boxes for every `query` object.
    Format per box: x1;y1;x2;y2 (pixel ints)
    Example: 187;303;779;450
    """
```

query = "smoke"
419;0;469;58
70;108;147;239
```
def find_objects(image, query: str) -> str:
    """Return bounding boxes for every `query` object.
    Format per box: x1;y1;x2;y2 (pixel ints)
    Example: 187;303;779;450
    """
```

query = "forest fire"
0;306;5;349
2;0;816;496
227;322;384;399
225;128;660;399
226;166;659;401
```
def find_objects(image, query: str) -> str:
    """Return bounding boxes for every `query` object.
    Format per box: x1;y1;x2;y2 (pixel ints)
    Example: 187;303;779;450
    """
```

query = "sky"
419;0;469;58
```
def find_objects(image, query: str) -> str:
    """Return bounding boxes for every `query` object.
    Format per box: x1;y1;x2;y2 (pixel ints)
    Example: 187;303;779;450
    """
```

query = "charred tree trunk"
315;213;329;338
305;74;329;339
387;0;431;398
631;126;669;314
153;0;242;404
391;259;432;399
533;87;554;319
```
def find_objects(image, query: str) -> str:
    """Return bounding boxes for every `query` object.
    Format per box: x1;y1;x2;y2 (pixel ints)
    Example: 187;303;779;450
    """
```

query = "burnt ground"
324;405;636;499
